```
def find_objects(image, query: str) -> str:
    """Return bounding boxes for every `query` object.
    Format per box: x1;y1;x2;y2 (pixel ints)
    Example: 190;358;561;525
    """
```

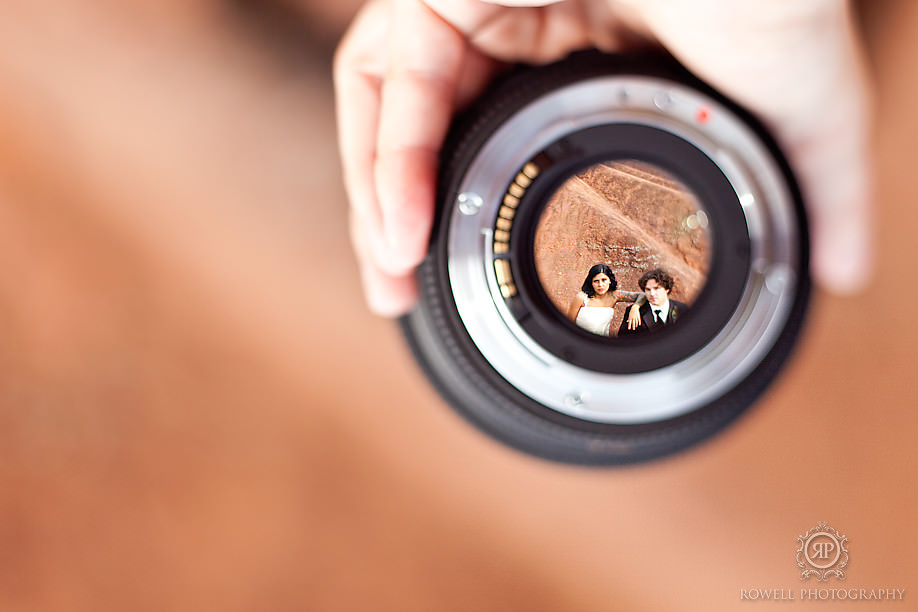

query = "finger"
374;0;470;274
336;0;421;315
453;42;504;111
781;6;873;294
334;0;392;265
790;96;873;295
480;0;563;6
350;211;419;316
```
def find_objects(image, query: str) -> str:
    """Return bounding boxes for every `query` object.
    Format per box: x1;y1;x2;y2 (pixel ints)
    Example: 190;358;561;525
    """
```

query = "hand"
335;0;872;316
627;303;642;331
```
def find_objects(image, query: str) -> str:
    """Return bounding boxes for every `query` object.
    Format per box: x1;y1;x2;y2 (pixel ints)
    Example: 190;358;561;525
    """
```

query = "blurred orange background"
0;1;914;610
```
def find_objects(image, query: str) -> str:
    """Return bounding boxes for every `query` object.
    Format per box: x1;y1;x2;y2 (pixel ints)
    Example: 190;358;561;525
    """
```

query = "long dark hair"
580;264;617;297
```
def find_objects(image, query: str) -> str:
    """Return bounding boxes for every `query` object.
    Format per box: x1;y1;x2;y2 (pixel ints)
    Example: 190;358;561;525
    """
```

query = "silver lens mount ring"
448;75;800;424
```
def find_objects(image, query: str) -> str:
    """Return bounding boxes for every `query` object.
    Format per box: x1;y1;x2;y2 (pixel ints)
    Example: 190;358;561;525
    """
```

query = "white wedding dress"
575;296;614;337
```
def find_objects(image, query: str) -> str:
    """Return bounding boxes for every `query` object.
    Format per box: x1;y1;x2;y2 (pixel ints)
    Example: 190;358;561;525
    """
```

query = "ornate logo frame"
796;522;849;581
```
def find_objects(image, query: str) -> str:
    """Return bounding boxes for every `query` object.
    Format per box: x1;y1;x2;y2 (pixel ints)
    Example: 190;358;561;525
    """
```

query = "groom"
618;268;688;336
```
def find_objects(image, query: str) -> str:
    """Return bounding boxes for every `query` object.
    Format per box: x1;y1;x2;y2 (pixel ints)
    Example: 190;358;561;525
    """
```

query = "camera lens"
400;51;809;465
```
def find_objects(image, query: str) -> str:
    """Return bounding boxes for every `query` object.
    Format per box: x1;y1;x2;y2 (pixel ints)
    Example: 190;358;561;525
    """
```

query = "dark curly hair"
638;268;674;292
580;264;617;297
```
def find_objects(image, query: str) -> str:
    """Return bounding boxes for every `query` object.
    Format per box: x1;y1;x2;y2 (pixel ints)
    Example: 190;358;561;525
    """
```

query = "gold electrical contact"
494;259;517;298
492;161;540;258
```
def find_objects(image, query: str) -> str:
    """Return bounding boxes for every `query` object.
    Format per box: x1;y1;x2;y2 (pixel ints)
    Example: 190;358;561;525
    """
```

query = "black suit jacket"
617;300;688;336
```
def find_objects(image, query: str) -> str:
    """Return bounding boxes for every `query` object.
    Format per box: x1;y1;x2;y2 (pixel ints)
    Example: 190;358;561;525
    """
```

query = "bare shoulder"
571;291;589;306
567;291;589;321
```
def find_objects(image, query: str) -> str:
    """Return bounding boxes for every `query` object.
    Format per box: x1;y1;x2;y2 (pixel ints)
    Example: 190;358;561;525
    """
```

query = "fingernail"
363;269;419;317
381;223;423;275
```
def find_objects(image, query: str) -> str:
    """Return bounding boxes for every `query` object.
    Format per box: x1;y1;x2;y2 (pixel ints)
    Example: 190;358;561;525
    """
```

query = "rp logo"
796;522;848;581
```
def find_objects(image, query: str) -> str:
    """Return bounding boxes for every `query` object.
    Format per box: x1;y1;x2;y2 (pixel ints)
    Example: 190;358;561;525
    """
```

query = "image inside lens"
533;159;711;338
